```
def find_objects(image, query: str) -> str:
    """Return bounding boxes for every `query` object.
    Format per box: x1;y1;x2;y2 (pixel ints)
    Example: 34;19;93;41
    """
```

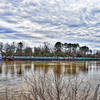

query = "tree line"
0;41;99;57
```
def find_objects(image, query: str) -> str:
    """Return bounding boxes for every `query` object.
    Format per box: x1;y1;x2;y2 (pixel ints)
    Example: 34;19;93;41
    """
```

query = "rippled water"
0;61;100;88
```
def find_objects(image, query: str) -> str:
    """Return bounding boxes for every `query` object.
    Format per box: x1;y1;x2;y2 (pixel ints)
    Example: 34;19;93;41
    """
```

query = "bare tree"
0;72;100;100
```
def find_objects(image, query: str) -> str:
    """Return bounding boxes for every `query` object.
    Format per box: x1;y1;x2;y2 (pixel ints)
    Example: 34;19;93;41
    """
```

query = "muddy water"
0;61;100;89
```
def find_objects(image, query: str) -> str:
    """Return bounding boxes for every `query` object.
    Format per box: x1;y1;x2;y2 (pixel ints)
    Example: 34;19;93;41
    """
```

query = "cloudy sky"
0;0;100;49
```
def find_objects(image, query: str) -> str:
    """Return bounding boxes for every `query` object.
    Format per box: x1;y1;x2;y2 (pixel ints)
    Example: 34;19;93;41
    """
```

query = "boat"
0;53;2;60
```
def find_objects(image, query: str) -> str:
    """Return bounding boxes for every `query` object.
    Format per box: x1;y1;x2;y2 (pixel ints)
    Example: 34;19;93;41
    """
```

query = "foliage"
0;41;99;57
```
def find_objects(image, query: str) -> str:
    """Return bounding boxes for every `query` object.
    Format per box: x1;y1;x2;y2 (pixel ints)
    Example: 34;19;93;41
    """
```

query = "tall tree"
24;47;32;56
63;43;68;52
43;42;50;53
16;42;24;56
80;46;89;56
0;42;3;54
10;42;16;56
4;43;12;56
67;43;72;54
72;43;79;57
55;42;62;56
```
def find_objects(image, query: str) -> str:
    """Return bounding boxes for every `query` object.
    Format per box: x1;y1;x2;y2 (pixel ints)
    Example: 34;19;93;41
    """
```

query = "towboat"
0;53;2;60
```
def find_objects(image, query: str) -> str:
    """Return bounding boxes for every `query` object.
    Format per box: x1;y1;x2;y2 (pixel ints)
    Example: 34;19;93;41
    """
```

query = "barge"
7;56;100;61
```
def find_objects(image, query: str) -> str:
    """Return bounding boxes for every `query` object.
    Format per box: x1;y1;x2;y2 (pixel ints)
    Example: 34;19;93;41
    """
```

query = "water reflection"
0;61;100;100
0;61;100;78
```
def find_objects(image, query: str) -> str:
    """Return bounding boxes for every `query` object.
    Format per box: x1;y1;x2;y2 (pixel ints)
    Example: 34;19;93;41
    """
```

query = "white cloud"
0;0;100;49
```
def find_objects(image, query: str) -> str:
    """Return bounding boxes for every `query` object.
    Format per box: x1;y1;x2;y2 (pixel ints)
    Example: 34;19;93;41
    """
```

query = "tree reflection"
34;62;49;73
54;62;62;76
16;64;22;76
0;61;100;79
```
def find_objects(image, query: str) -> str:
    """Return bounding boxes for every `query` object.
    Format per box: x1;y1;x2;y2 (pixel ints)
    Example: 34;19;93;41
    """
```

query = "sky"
0;0;100;49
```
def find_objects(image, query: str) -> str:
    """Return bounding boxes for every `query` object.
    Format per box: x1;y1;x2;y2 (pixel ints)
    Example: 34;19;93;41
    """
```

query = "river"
0;61;100;99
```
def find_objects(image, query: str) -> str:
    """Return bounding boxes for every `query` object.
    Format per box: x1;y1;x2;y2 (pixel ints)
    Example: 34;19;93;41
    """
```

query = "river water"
0;61;100;100
0;61;100;84
0;61;100;93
